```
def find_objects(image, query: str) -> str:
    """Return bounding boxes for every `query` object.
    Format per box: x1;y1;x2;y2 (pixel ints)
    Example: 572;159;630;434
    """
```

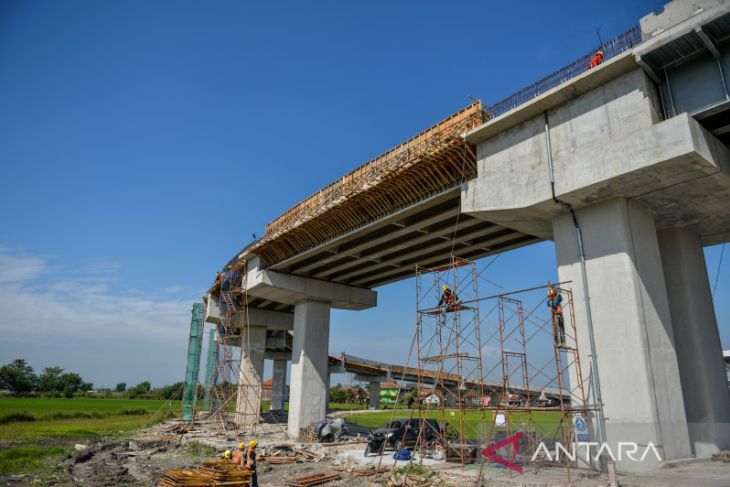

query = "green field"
345;409;568;440
0;397;179;442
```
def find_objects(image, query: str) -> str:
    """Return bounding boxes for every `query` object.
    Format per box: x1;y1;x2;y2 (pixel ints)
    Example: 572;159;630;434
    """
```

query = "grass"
328;402;368;411
344;409;567;440
181;440;219;458
0;445;68;475
260;401;364;412
0;397;180;442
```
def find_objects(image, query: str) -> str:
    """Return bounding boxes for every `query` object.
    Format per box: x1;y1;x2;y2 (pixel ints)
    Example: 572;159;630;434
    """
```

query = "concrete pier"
235;325;266;430
271;359;287;411
553;198;691;469
658;226;730;457
287;301;331;439
369;381;380;409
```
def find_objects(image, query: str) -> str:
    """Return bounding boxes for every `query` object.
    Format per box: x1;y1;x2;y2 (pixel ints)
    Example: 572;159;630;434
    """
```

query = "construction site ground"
3;414;728;487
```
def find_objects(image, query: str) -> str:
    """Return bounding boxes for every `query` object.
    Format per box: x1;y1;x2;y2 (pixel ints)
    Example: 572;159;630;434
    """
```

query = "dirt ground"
1;419;401;487
4;418;729;487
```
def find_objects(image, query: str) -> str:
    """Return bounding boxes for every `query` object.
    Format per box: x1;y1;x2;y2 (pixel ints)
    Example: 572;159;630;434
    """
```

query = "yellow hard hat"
224;450;231;459
548;288;555;296
249;440;258;448
442;285;449;291
238;442;245;449
597;50;604;56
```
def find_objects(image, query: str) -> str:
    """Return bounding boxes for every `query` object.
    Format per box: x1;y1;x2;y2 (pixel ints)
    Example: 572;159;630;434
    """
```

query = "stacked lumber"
158;468;209;487
157;459;253;487
286;473;341;486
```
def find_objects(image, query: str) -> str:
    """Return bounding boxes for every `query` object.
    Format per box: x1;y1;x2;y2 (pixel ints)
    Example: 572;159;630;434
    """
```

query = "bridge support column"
553;198;691;472
657;227;730;457
444;386;458;408
369;382;381;409
287;301;330;439
236;325;266;431
271;359;287;411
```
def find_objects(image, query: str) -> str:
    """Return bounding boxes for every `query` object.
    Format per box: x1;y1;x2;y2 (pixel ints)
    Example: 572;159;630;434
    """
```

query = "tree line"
0;358;183;400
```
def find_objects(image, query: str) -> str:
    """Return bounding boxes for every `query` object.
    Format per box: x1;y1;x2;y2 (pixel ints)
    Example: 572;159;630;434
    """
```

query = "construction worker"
234;442;246;466
222;449;232;460
438;285;459;312
589;50;604;69
245;439;258;487
547;287;566;347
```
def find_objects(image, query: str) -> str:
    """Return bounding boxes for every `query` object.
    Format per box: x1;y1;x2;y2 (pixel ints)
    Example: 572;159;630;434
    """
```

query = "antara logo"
482;432;524;473
532;442;662;463
482;433;663;474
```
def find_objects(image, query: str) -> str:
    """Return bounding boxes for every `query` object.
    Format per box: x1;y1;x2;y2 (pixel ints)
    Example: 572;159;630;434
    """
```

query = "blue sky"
0;0;726;388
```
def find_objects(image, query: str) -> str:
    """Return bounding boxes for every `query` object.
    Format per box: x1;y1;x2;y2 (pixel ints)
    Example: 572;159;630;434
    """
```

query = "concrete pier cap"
243;255;378;310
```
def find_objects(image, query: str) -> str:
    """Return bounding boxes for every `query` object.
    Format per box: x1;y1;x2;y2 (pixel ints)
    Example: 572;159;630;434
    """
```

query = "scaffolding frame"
407;258;595;480
207;261;264;438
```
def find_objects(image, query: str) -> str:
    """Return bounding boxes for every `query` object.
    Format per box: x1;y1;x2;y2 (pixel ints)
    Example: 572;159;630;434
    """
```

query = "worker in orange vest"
589;50;604;69
234;442;245;466
245;440;258;487
547;287;566;347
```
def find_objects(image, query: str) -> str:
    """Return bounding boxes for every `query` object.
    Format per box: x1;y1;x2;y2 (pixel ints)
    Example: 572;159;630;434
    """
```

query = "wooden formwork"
248;102;487;266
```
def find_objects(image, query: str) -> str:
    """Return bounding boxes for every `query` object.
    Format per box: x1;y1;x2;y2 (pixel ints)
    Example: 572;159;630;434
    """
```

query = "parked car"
364;418;441;456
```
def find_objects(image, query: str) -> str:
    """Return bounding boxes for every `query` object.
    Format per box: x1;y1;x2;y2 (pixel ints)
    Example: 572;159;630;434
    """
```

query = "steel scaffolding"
408;259;595;479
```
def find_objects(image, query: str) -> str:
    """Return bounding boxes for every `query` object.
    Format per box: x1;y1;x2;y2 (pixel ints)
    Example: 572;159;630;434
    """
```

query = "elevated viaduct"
204;0;730;472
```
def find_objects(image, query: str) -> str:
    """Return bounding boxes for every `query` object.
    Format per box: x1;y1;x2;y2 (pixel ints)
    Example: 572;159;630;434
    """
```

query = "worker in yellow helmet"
438;284;459;312
222;449;232;460
234;442;245;466
547;287;566;347
245;440;258;487
589;49;604;69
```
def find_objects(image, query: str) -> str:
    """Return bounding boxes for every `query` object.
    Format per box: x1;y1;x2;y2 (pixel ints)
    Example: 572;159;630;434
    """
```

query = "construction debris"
384;472;439;487
352;466;391;477
158;459;253;487
259;456;297;464
286;472;342;486
299;424;317;442
712;450;730;462
333;464;391;476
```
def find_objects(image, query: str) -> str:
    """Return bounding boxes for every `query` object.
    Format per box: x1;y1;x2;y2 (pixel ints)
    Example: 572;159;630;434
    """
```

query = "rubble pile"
259;443;333;464
384;470;441;487
712;450;730;462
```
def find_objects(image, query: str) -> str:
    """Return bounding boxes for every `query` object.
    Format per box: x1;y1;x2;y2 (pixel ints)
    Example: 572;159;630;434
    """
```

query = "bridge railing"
485;26;643;119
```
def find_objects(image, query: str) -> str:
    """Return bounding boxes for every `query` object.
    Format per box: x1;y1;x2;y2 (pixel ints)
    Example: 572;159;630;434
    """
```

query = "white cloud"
0;248;202;386
0;247;46;283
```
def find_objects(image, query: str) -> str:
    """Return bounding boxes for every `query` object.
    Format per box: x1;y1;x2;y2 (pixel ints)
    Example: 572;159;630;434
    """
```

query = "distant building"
462;389;491;407
261;379;273;402
379;382;404;406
